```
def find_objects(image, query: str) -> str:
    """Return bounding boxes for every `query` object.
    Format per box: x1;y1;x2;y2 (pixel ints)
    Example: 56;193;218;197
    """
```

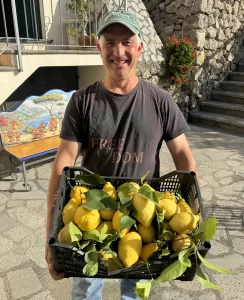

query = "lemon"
132;193;156;228
112;210;130;238
57;224;77;246
169;212;199;234
74;206;100;231
117;182;140;198
99;182;118;220
96;221;114;234
172;233;193;251
62;198;79;225
99;251;121;272
70;185;88;204
177;199;192;214
118;231;142;267
137;223;155;243
140;243;158;262
160;191;176;202
156;198;179;220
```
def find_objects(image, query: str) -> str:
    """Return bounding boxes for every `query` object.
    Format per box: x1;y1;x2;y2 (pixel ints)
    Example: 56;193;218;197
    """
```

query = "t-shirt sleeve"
162;92;190;142
59;91;86;144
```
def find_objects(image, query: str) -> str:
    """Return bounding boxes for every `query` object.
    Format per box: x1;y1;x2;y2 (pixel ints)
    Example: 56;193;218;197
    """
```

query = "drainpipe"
11;0;23;72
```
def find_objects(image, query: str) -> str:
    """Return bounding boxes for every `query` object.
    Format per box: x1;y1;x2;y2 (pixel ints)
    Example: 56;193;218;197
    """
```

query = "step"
211;90;244;104
229;72;244;82
219;81;244;93
189;111;244;135
200;101;244;118
237;63;244;72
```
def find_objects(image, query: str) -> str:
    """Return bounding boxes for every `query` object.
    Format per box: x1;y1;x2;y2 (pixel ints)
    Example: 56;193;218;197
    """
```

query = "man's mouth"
112;60;128;65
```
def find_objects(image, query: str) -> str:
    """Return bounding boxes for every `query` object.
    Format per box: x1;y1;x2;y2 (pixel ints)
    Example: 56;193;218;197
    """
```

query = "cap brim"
97;21;140;38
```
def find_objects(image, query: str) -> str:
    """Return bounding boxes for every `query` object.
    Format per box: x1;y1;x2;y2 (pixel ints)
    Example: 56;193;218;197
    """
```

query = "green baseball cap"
97;10;141;38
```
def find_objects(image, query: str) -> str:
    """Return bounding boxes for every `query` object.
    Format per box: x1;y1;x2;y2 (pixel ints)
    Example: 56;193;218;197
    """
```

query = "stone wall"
143;0;244;110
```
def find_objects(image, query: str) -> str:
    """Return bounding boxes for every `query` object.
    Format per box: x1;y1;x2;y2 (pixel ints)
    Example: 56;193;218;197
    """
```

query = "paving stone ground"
0;125;243;300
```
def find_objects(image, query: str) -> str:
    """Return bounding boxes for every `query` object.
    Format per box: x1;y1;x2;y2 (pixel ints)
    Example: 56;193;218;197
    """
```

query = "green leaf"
68;222;82;242
119;201;132;214
78;240;90;249
118;192;132;204
193;216;216;241
120;215;136;231
82;190;119;210
83;243;99;276
155;260;187;283
161;248;171;257
83;262;98;277
196;263;223;290
138;185;159;204
98;233;119;250
83;229;109;243
135;280;152;300
178;248;193;267
140;171;150;184
75;174;106;185
196;250;234;274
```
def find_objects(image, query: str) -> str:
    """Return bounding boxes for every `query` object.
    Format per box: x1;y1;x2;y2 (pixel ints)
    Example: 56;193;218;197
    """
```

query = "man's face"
97;24;143;81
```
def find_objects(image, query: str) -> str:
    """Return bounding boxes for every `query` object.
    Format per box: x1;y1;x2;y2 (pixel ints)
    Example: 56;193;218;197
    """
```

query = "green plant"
162;35;197;87
65;0;89;22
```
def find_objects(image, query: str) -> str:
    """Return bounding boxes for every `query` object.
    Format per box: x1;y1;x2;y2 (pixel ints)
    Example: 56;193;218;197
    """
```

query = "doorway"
0;0;42;40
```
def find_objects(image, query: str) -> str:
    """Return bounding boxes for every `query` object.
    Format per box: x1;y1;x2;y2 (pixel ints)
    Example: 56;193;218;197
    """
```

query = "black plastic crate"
49;166;211;280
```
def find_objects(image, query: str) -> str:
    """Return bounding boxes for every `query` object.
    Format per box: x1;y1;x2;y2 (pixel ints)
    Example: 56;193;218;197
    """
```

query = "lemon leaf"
82;190;119;210
135;280;152;300
68;222;82;242
83;229;109;242
119;201;132;214
196;249;234;274
193;216;216;241
120;215;136;231
140;171;150;184
178;248;193;267
83;243;98;276
118;192;132;204
78;240;90;249
138;186;159;204
98;233;119;249
196;263;223;290
75;174;106;185
161;248;171;256
155;260;187;283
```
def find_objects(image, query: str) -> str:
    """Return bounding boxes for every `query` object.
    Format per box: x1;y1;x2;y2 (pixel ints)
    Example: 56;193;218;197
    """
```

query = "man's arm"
45;138;81;280
166;133;199;180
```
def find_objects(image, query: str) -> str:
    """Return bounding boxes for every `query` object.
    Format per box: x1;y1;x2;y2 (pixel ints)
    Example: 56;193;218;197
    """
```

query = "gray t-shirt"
60;79;190;178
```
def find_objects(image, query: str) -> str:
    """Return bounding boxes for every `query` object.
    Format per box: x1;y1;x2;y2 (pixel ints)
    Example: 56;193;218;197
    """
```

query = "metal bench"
0;89;74;191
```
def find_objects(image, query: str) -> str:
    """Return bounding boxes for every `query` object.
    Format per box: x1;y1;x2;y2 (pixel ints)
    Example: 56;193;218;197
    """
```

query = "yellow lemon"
57;224;77;246
99;251;122;272
96;221;114;234
62;198;79;225
99;182;118;220
70;185;88;204
140;242;158;262
172;233;193;252
112;210;130;238
169;212;199;234
156;198;179;220
177;199;192;214
118;231;142;267
159;191;176;202
137;223;156;243
132;193;156;228
74;206;100;231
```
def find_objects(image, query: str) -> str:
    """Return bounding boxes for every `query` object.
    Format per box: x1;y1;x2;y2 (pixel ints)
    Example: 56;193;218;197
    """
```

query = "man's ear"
97;40;101;53
137;42;143;57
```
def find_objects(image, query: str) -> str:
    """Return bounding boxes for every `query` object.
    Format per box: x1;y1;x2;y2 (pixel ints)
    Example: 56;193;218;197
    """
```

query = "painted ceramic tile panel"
0;89;75;147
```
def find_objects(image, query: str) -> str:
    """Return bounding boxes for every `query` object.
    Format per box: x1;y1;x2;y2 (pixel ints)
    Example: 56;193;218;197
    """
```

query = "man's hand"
45;245;64;280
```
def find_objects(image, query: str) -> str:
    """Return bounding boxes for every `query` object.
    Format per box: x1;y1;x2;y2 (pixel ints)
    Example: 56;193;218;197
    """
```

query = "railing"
0;0;127;71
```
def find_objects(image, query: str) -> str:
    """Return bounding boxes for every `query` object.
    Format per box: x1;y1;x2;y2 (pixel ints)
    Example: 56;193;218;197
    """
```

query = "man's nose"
113;42;125;57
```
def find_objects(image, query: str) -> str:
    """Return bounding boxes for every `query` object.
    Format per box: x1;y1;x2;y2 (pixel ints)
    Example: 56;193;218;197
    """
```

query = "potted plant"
65;0;89;47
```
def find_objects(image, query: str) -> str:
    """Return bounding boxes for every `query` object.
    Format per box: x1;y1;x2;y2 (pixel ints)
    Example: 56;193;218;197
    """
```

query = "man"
45;9;198;300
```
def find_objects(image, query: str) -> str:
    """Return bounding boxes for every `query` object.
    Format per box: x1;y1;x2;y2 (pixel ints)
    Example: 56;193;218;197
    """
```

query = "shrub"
162;35;197;87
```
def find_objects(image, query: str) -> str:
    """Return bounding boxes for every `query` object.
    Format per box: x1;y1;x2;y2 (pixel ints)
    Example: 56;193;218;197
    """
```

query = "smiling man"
46;9;198;300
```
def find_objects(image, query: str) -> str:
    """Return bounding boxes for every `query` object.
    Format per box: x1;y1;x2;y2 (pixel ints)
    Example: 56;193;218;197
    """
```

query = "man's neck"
101;76;139;94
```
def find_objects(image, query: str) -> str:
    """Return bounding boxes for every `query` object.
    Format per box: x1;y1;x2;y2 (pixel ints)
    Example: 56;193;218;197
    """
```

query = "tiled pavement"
0;125;244;300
